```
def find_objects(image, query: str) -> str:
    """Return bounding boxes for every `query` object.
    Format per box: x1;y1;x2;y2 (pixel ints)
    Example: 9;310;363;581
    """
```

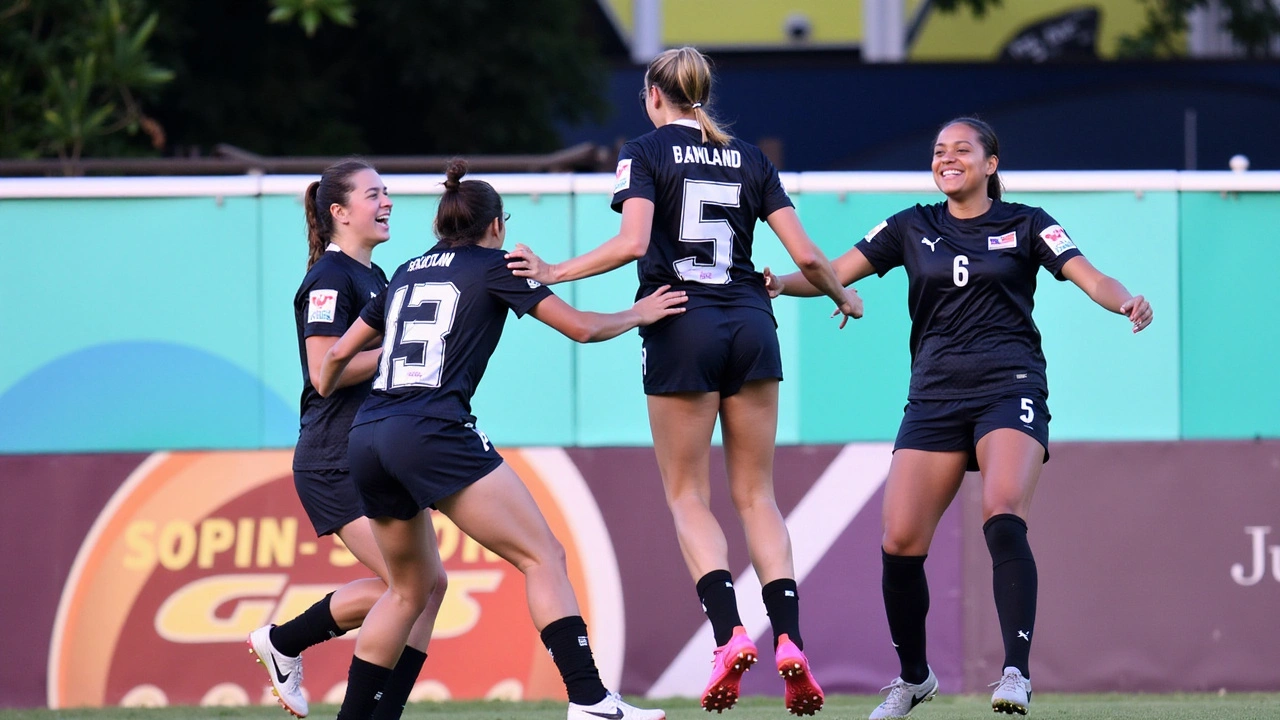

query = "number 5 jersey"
611;120;792;333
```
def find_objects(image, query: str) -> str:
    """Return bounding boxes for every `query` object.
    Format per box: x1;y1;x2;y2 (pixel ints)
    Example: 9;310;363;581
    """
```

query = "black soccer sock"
696;569;744;647
269;591;345;657
761;578;803;650
984;514;1037;679
882;551;930;685
336;656;392;720
540;615;608;706
370;647;426;720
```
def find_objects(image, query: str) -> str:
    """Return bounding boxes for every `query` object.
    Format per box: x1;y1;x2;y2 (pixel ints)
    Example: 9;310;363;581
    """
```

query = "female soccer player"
249;159;443;719
505;46;858;716
317;159;680;720
766;117;1153;718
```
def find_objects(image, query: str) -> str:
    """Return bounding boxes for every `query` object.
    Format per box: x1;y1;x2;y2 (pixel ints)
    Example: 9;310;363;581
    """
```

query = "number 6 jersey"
354;241;552;426
611;120;793;332
855;200;1084;400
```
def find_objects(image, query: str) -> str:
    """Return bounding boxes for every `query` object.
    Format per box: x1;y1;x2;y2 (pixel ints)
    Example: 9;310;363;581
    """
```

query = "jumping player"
318;159;681;720
766;117;1153;718
505;46;860;716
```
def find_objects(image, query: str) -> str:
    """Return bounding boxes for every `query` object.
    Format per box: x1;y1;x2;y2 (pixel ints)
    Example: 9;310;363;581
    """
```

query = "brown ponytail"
304;181;325;269
434;158;504;247
646;47;732;146
940;116;1004;201
302;158;376;269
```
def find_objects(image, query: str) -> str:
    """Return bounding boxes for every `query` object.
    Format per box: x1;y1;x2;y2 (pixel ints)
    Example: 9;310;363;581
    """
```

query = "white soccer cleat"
567;691;665;720
989;666;1031;715
248;625;308;718
869;667;938;719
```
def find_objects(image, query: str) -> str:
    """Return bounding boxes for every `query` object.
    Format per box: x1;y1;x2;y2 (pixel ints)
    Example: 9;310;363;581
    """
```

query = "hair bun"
443;158;468;191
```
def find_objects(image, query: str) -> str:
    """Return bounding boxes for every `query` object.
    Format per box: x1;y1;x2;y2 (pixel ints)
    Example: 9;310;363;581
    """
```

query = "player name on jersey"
672;145;742;167
408;251;456;272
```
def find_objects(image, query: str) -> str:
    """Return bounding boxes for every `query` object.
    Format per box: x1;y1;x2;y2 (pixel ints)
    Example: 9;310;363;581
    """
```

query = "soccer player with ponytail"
506;46;856;716
320;160;681;720
767;117;1153;718
250;159;442;720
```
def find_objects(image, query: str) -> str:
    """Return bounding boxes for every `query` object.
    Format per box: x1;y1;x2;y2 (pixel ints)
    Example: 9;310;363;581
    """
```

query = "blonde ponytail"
646;46;732;146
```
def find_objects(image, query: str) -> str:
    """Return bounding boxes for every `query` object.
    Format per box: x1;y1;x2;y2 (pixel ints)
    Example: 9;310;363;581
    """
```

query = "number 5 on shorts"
466;422;491;451
1019;398;1034;424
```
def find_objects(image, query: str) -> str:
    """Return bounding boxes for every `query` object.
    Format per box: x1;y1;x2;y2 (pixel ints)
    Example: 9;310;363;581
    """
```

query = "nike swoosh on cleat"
270;655;291;684
583;710;624;720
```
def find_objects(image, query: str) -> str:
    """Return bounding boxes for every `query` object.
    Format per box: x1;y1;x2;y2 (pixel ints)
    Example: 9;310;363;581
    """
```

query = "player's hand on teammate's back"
506;243;555;284
832;287;863;328
633;285;687;325
763;266;784;299
1120;294;1153;333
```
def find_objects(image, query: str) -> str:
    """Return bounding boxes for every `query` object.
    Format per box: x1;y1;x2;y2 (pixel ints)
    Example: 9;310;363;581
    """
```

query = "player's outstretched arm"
528;285;686;343
1061;256;1153;333
506;198;655;284
306;335;382;394
317;318;382;396
765;244;877;300
765;207;874;326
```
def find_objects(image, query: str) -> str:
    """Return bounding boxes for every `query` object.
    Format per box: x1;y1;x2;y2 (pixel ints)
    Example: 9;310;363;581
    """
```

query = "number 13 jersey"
855;200;1084;400
354;242;552;427
611;120;793;330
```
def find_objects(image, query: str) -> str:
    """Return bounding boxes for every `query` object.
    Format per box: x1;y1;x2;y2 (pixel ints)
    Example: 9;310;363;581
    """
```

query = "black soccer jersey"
293;247;389;470
354;242;553;426
855;200;1084;400
611;121;793;324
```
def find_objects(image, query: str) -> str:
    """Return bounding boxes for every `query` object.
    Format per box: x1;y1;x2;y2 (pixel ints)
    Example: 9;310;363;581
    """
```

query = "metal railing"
0;142;615;177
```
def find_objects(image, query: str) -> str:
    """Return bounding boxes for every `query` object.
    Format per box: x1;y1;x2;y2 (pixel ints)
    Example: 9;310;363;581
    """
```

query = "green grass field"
5;694;1280;720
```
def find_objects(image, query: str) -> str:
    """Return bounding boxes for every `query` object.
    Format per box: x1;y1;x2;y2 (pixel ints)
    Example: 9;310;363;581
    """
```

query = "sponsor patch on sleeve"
308;289;338;323
613;159;632;194
863;220;888;242
988;231;1017;250
1039;224;1076;256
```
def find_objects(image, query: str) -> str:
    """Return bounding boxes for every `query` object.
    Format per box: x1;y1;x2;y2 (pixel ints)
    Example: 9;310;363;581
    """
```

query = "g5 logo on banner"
48;450;623;708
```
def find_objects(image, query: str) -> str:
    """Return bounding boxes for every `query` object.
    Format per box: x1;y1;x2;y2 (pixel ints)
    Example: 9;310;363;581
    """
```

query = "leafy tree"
1119;0;1280;58
0;0;173;161
267;0;353;37
931;0;1280;58
150;0;607;156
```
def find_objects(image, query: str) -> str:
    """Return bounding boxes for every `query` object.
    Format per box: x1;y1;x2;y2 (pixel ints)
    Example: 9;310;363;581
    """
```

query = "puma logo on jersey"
921;237;940;252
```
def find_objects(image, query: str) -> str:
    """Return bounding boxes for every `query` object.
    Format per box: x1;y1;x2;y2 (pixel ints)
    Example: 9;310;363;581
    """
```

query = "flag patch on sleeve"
863;220;888;242
308;289;338;323
1039;225;1076;256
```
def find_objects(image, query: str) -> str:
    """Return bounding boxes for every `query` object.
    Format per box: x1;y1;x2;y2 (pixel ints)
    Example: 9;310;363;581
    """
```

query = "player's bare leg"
721;379;820;716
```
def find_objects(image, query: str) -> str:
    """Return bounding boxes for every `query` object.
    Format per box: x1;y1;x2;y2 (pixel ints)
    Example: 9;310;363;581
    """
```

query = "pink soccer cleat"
775;634;823;716
701;626;758;713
